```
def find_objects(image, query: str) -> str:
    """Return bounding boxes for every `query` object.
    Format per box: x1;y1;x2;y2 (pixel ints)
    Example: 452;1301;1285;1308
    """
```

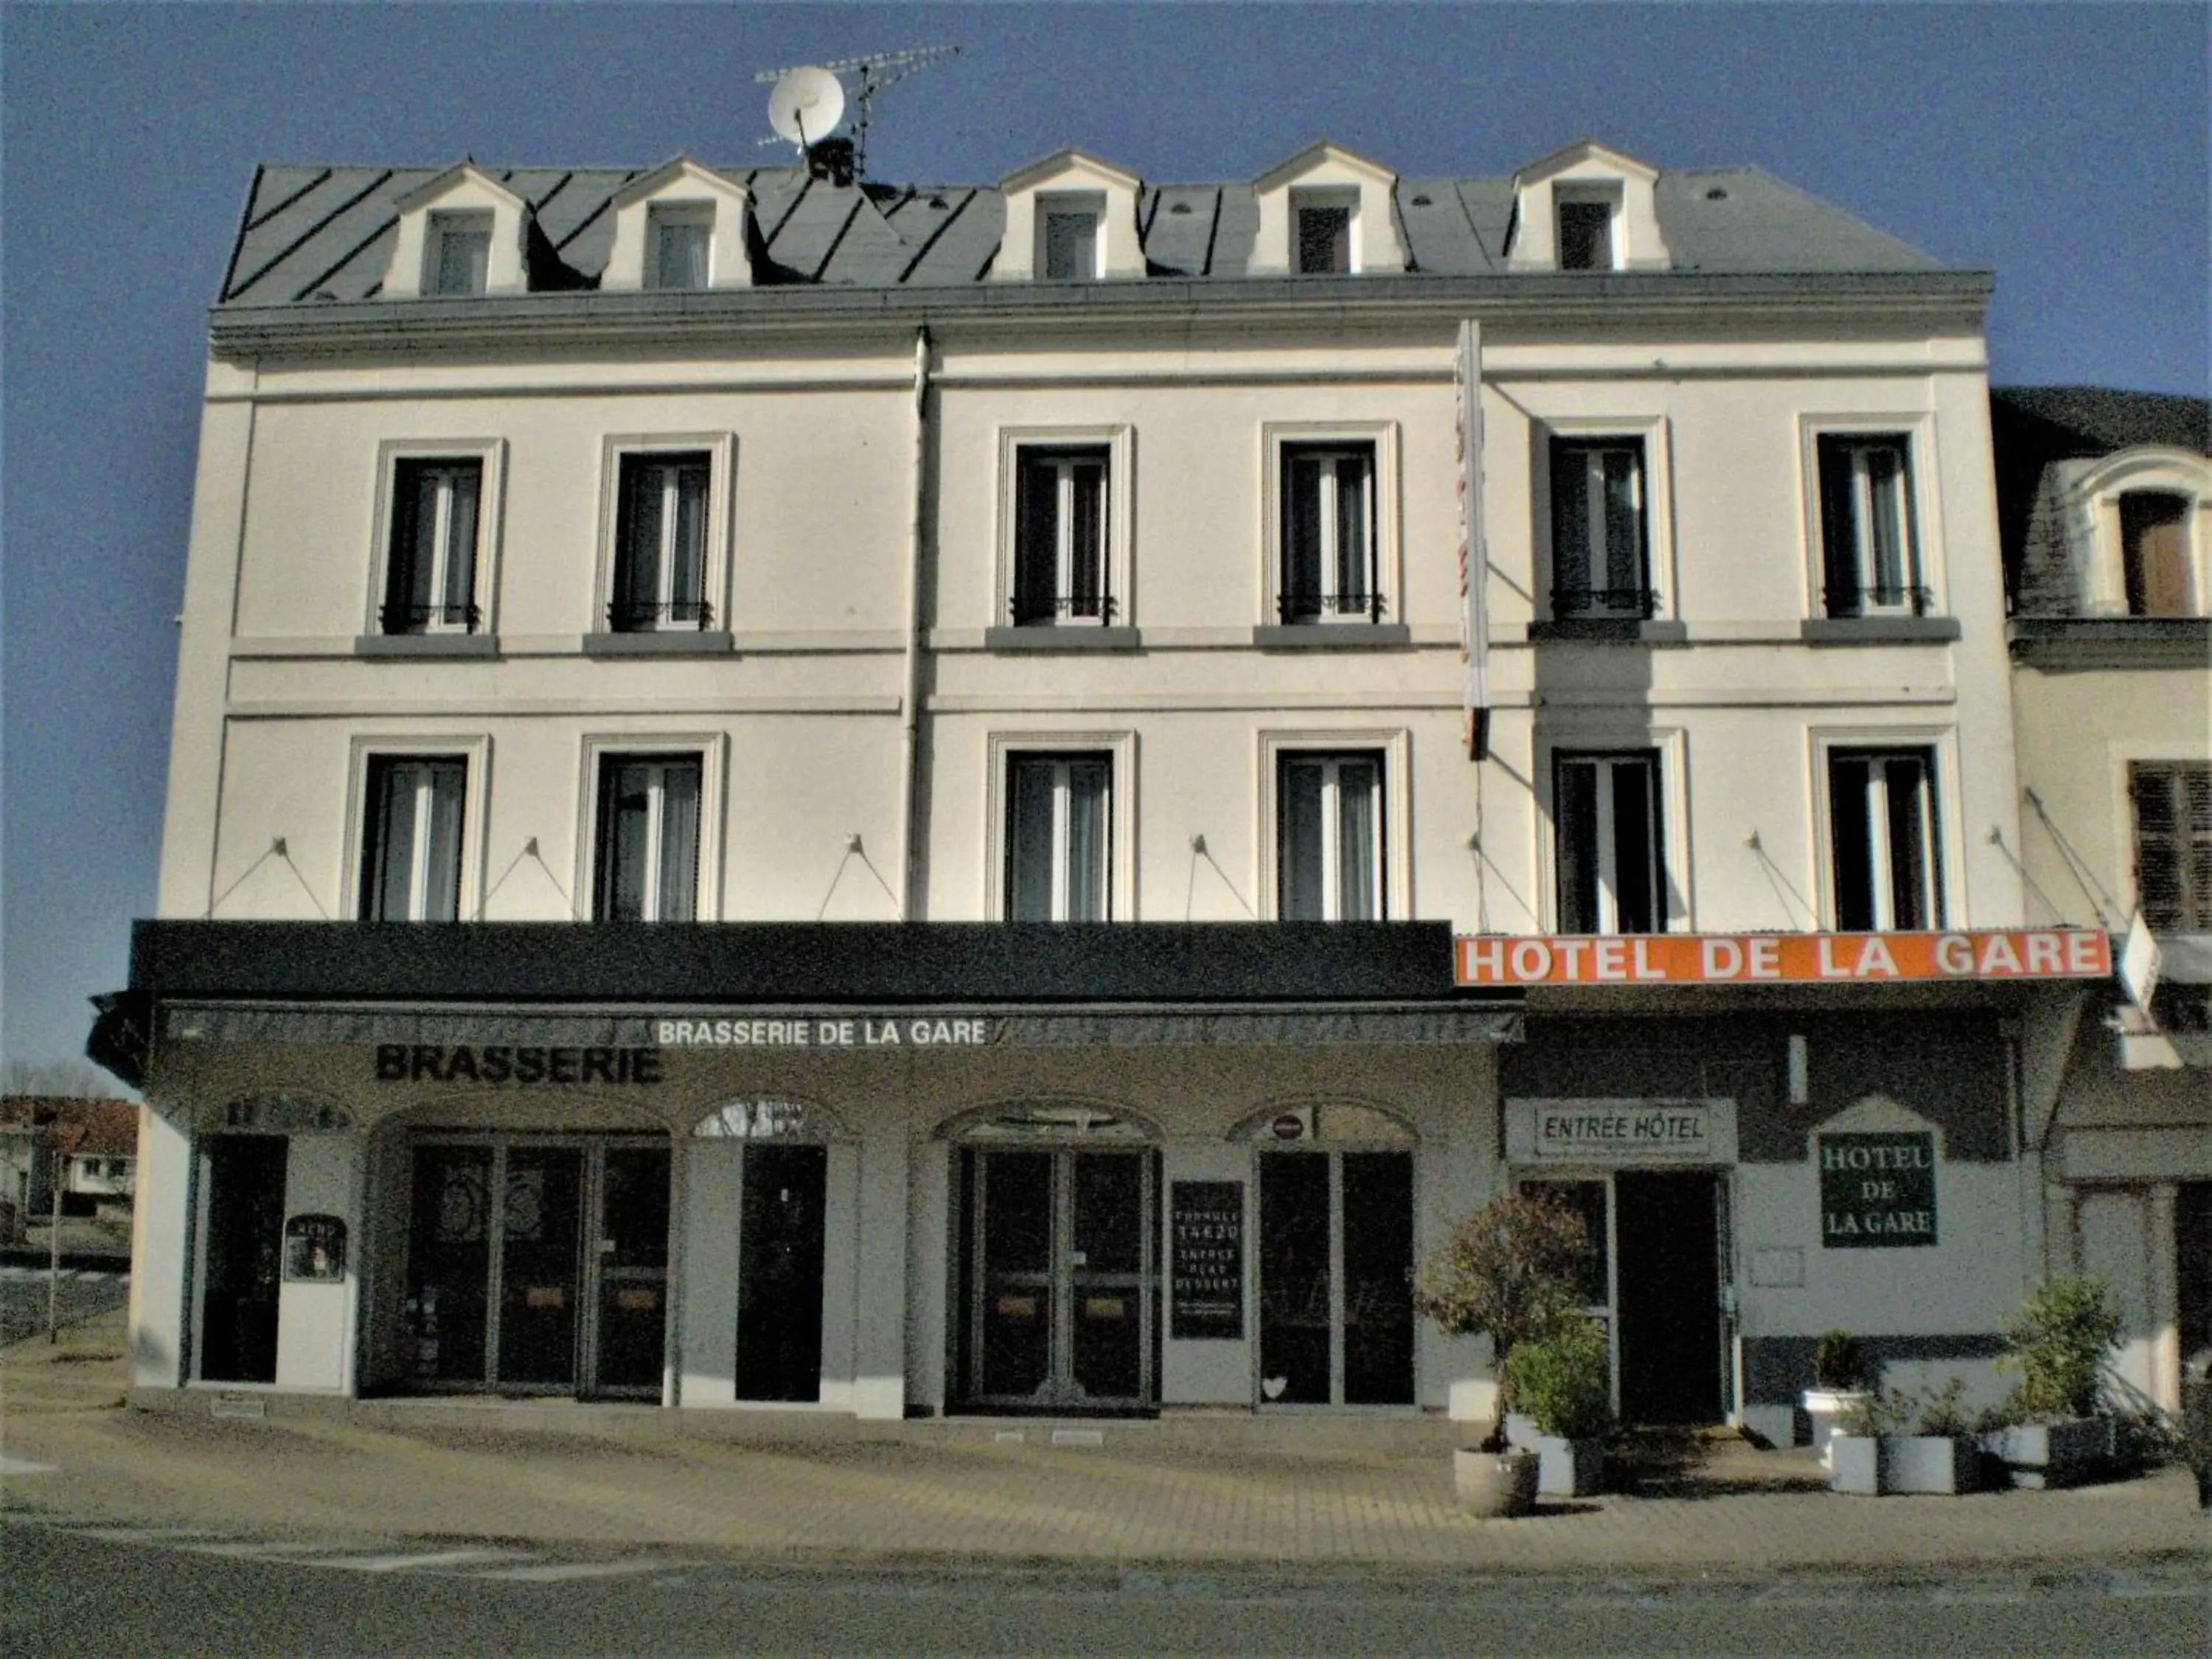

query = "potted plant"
1503;1316;1612;1496
1992;1273;2122;1489
1413;1191;1590;1517
1804;1329;1873;1470
1829;1380;1977;1495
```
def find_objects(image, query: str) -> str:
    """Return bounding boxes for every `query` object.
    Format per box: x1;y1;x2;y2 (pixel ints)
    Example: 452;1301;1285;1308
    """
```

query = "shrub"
1413;1192;1590;1446
1909;1377;1972;1438
1504;1318;1613;1440
2000;1274;2123;1420
1812;1330;1868;1392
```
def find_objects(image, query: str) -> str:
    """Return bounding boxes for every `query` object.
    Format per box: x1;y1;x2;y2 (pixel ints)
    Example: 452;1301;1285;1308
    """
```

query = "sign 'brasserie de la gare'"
1819;1132;1937;1248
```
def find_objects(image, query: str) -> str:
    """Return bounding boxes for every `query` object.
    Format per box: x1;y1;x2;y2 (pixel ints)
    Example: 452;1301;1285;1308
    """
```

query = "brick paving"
5;1311;2205;1574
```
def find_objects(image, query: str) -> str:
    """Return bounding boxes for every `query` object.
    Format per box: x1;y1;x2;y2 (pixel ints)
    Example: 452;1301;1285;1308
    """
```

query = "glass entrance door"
404;1135;668;1396
961;1147;1155;1411
199;1136;288;1383
735;1144;827;1402
1257;1150;1415;1406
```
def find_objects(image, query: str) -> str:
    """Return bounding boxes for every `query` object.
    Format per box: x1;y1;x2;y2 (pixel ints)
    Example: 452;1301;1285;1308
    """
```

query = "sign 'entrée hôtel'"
1456;928;2113;987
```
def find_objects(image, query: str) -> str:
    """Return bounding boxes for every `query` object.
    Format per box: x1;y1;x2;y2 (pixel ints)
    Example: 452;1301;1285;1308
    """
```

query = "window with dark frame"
594;754;702;922
1042;209;1099;280
1012;447;1111;625
1279;442;1379;623
2120;492;2194;617
359;756;466;922
431;213;492;296
2130;760;2212;931
1295;204;1352;274
381;459;482;633
1550;437;1651;619
1818;435;1924;616
1554;751;1663;934
610;452;712;631
1006;753;1112;921
1828;748;1942;931
1557;201;1613;271
1279;751;1385;921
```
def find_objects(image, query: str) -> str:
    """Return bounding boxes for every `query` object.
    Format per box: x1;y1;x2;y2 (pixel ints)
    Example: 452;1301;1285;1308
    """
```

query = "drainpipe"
896;327;933;919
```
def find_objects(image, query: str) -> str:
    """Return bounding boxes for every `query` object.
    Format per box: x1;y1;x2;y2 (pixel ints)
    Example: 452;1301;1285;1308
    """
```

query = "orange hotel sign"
1455;928;2113;988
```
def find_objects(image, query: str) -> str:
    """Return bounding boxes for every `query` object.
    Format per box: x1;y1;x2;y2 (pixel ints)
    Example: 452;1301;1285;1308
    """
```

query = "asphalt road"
0;1266;128;1347
5;1522;2205;1658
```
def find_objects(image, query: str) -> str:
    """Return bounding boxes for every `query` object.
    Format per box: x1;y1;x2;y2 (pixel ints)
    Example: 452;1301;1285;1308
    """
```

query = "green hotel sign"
1819;1132;1937;1248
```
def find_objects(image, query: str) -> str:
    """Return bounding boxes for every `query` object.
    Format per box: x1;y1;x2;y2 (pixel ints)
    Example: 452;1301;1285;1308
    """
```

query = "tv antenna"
756;45;961;182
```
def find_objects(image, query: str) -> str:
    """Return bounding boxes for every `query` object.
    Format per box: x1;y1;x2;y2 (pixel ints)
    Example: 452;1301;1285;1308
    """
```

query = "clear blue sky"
2;2;2205;1082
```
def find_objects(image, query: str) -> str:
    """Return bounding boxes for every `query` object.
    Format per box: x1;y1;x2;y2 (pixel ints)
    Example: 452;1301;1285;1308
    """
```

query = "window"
1013;448;1111;625
380;459;482;633
594;755;702;922
648;206;712;290
1279;444;1378;623
2121;492;2194;616
1828;748;1941;931
1279;752;1384;921
1557;199;1614;271
430;212;492;296
1006;754;1112;921
1042;208;1099;280
610;452;711;630
1818;436;1923;616
1551;438;1650;618
359;757;465;921
2131;761;2212;931
1554;752;1663;934
1295;202;1352;274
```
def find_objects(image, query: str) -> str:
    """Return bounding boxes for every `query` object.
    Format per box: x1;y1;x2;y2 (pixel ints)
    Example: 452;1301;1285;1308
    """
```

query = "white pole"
46;1147;63;1343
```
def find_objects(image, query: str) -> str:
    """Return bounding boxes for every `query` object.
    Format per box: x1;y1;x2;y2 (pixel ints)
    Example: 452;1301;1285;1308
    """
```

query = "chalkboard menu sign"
1818;1132;1937;1248
1171;1181;1245;1340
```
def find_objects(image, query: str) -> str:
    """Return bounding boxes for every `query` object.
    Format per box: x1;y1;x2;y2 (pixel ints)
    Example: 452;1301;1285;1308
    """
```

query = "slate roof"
219;159;1947;307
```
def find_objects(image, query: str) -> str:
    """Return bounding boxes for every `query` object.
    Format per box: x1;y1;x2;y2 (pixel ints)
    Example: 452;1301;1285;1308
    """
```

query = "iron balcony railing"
608;599;714;631
1009;593;1118;625
380;601;481;633
1277;589;1386;625
1551;586;1658;620
1823;585;1934;618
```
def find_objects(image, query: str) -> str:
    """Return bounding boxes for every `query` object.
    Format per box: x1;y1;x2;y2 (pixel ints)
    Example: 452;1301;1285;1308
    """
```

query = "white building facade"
98;139;2119;1433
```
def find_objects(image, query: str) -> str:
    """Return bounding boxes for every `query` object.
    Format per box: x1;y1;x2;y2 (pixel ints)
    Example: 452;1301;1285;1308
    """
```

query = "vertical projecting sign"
1455;319;1491;759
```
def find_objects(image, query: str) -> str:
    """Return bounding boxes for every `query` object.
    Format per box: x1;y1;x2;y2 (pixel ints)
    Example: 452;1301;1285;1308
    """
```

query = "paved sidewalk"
5;1311;2206;1576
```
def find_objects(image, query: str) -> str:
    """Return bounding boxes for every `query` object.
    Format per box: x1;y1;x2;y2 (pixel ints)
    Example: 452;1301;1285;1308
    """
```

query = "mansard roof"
217;152;1949;307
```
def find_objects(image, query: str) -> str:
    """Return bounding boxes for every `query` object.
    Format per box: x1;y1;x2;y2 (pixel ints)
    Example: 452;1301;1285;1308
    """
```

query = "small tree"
2000;1273;2124;1421
1413;1192;1590;1449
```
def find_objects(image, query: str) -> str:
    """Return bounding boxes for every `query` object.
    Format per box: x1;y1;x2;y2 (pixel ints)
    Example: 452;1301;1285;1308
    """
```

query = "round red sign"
1270;1112;1305;1141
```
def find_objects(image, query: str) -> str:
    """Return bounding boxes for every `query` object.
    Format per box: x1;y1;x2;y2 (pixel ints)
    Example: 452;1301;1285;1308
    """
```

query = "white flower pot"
1535;1434;1605;1497
1804;1388;1872;1469
1454;1447;1540;1517
1994;1419;2115;1489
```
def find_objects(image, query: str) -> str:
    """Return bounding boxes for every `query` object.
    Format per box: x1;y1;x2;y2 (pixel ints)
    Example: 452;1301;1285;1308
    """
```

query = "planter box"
1831;1434;1975;1495
1504;1412;1540;1451
1804;1388;1872;1470
1992;1419;2115;1490
1454;1447;1540;1517
1535;1434;1604;1497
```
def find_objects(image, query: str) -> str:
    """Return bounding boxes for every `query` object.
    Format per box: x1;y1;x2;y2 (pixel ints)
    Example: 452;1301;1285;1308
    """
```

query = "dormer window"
1293;192;1355;274
2121;491;2194;616
1249;143;1405;279
1557;197;1615;272
429;211;493;296
649;205;712;290
1040;198;1103;280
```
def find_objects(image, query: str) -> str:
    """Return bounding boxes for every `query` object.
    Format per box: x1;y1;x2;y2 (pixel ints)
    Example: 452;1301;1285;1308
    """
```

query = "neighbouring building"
1992;386;2212;1416
0;1096;139;1227
92;134;2126;1433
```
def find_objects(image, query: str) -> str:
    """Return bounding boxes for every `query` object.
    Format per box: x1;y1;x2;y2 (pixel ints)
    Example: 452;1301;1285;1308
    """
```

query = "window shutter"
2135;761;2212;931
1816;437;1858;616
2121;493;2192;617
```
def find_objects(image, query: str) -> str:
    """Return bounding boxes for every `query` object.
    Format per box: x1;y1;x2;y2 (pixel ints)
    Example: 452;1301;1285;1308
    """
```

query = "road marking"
0;1457;60;1475
311;1547;541;1573
470;1557;695;1582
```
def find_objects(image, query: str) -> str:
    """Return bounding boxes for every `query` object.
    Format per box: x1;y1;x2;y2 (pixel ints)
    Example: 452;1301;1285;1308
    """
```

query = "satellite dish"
768;66;846;147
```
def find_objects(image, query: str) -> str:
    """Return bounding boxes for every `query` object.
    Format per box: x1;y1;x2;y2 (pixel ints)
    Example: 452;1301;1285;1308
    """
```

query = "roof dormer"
1506;141;1672;274
992;150;1146;282
600;157;754;292
1248;141;1407;276
380;164;530;298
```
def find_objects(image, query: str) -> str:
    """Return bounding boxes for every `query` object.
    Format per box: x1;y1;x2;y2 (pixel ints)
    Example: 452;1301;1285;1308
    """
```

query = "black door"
1615;1170;1722;1424
200;1137;287;1383
736;1144;827;1402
